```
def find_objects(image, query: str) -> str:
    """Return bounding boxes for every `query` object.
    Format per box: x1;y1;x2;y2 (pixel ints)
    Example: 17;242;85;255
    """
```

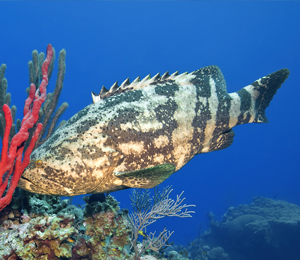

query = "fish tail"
234;68;289;125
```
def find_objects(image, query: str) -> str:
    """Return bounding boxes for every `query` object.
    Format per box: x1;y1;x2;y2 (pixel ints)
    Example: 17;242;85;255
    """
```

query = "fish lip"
20;175;73;196
20;175;37;186
18;175;47;194
20;175;45;192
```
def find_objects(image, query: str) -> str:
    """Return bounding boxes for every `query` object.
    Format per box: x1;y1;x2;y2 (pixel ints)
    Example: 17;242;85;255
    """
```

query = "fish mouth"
20;175;36;185
18;176;60;195
19;174;79;196
18;175;45;194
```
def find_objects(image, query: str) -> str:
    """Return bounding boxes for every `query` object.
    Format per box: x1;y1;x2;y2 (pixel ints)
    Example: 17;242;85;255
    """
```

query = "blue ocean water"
0;1;299;247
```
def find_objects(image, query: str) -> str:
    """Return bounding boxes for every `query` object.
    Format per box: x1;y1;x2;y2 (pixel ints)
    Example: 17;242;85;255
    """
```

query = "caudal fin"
236;68;289;124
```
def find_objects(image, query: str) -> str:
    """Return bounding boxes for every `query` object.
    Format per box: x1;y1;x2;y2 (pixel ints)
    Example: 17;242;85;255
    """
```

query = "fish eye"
35;160;43;167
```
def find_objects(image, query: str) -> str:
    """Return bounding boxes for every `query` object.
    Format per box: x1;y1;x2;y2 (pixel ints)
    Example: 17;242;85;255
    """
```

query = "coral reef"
0;63;19;142
0;193;132;260
18;190;83;222
0;44;53;211
186;197;300;260
0;44;69;212
0;189;192;259
83;194;120;216
0;213;77;259
74;209;132;259
129;186;195;259
28;47;69;149
0;45;68;150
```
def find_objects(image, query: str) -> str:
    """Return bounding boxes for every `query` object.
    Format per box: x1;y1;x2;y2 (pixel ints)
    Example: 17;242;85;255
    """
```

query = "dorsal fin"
132;76;140;83
91;86;109;103
169;71;179;79
120;78;130;88
148;73;160;84
100;85;108;96
91;70;190;103
140;74;151;83
161;71;169;79
109;81;119;92
91;91;100;103
191;65;227;92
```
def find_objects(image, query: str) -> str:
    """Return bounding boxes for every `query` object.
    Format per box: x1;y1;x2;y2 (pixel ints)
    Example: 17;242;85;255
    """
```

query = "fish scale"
18;66;289;196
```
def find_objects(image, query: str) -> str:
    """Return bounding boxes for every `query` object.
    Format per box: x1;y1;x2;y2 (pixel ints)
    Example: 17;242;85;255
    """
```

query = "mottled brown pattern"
18;67;289;195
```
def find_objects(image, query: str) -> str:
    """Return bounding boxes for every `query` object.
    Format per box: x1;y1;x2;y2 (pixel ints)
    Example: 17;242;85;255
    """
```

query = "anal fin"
199;129;235;154
211;129;235;152
114;163;176;189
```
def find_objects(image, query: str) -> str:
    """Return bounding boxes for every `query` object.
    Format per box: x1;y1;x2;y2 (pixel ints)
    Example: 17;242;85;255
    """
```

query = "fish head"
19;126;122;196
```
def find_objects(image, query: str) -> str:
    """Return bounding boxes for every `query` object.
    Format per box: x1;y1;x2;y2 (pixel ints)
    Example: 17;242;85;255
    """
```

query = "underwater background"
0;0;299;249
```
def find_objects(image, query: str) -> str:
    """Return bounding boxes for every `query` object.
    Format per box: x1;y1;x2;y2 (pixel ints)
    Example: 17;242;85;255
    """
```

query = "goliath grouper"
18;66;289;196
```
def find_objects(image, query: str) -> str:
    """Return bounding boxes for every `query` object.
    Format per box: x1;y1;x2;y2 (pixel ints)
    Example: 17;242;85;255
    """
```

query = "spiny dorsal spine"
91;70;190;103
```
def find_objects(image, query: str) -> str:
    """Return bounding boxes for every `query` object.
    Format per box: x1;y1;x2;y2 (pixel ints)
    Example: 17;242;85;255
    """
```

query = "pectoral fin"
114;163;176;189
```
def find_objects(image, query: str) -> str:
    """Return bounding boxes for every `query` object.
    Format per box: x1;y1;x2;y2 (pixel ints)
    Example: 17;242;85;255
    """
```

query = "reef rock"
188;197;300;260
